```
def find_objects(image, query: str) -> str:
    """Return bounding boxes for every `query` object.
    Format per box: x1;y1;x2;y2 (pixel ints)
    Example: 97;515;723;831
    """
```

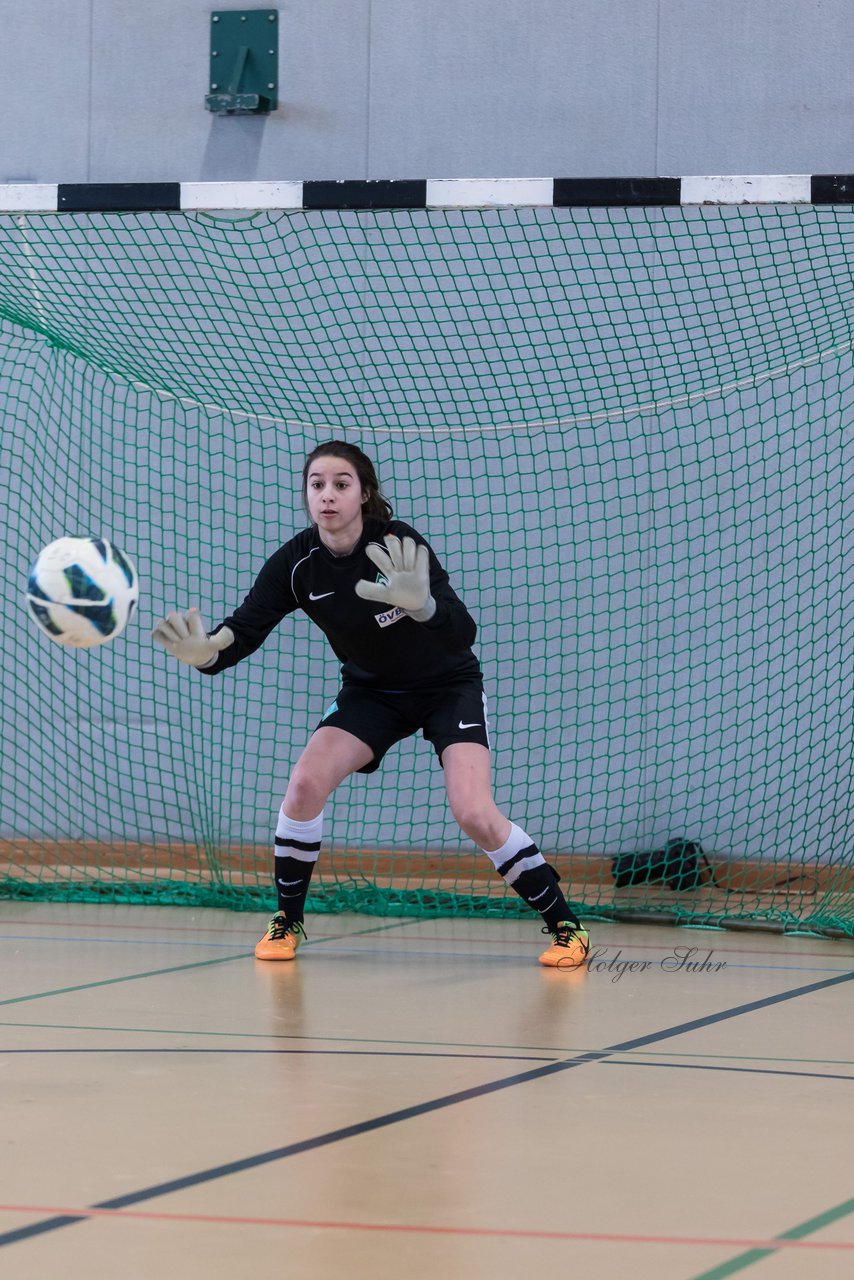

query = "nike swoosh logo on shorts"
309;591;334;601
458;720;481;729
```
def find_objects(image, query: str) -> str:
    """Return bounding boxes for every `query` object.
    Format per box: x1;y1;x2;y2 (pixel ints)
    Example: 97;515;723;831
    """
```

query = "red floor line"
0;918;267;935
0;1204;852;1250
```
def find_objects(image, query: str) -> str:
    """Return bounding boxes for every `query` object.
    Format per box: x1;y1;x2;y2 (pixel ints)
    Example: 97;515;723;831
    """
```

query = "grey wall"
2;1;854;185
1;5;852;888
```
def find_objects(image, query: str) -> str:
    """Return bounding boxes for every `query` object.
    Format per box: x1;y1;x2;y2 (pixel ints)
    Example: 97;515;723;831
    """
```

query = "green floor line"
0;952;251;1007
0;917;416;1008
689;1196;854;1279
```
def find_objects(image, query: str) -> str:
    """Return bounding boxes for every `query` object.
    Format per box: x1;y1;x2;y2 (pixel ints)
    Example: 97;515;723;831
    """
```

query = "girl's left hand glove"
354;534;437;621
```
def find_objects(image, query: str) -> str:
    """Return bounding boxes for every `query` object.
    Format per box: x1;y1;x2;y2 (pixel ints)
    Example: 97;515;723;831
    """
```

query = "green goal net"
0;201;851;936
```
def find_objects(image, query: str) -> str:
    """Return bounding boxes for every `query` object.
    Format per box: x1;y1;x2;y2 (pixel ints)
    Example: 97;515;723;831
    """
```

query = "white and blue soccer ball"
26;536;140;649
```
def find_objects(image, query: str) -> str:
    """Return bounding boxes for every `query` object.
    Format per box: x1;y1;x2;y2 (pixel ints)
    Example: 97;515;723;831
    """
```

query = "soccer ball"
26;537;140;649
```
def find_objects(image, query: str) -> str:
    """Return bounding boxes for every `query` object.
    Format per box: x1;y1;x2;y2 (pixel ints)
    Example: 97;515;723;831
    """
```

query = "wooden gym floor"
1;901;852;1279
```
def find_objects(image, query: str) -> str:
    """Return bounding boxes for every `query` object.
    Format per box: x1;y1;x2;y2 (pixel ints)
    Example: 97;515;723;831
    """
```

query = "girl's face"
305;455;366;545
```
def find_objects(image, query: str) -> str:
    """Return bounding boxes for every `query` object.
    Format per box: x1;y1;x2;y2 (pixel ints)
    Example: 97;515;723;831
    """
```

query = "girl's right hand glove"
151;608;234;668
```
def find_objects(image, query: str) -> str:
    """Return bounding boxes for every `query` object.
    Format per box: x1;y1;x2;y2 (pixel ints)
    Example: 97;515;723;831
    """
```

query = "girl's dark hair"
301;441;393;522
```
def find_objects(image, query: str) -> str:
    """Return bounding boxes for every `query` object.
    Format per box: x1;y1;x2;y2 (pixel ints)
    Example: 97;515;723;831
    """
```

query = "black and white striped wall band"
3;174;854;213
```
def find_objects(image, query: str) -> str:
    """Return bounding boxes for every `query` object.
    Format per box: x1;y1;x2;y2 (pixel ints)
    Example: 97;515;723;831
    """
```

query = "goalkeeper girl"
153;441;589;969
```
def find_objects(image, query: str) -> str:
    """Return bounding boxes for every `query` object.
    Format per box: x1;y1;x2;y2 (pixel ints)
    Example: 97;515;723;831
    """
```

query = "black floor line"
2;966;852;1248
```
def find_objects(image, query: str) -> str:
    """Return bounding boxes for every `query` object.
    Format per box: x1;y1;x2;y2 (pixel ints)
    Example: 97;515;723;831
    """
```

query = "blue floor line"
3;933;850;974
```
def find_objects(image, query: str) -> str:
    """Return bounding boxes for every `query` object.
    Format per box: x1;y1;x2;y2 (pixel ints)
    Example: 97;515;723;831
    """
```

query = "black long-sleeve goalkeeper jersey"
200;518;481;689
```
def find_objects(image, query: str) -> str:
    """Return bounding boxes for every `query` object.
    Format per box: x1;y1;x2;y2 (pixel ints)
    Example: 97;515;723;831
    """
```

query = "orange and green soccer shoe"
539;923;590;969
255;913;307;961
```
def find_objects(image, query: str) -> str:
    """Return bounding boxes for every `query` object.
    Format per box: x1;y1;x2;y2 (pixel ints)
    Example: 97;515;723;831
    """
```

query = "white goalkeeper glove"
151;609;235;669
354;535;436;621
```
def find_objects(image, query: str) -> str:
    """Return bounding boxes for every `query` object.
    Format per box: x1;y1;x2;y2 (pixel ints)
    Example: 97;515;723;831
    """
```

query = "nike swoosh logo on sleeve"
309;591;334;601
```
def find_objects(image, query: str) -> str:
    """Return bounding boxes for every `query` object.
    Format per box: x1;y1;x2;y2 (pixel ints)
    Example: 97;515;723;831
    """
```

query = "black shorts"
316;679;491;774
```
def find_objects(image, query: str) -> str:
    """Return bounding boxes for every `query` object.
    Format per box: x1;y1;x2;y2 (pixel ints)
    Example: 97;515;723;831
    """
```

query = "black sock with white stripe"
274;809;322;923
483;824;580;932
